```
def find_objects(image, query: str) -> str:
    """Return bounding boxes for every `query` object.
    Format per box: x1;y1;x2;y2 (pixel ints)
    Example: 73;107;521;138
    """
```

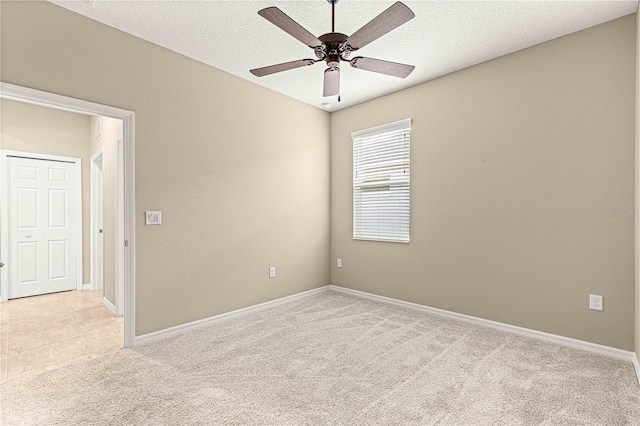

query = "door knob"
99;229;103;233
0;262;4;268
25;234;32;238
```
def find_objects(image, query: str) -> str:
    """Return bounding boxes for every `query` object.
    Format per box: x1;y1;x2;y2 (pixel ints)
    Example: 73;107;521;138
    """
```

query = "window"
353;118;410;243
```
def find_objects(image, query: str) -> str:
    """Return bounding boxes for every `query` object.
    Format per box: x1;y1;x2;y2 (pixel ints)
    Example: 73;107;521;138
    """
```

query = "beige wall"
0;99;93;285
331;16;636;350
89;116;121;305
0;1;330;335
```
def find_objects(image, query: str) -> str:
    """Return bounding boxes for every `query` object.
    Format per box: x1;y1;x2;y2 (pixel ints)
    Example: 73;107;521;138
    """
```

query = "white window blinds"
353;118;411;243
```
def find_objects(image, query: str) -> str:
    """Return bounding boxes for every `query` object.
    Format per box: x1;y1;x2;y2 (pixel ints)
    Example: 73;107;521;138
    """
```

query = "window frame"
352;118;411;244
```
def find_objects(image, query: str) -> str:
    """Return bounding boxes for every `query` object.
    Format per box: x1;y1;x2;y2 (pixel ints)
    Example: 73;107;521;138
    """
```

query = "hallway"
0;290;122;383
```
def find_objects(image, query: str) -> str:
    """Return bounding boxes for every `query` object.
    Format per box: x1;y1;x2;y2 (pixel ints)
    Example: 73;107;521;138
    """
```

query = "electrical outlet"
337;258;342;268
589;294;603;311
269;266;276;278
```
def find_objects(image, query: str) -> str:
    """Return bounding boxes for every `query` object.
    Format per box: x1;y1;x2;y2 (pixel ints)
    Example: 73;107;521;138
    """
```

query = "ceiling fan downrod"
328;0;338;33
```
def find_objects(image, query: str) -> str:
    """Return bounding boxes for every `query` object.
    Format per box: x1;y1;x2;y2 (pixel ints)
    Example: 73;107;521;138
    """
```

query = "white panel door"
8;156;78;298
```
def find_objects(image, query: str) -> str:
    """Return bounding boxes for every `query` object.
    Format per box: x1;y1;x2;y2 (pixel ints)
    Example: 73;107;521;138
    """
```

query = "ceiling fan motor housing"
319;32;349;69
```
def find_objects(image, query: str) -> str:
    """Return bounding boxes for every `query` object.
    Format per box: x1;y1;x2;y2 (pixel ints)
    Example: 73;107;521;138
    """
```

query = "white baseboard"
103;297;116;315
633;353;640;386
81;283;93;291
135;286;329;347
328;285;636;365
130;282;639;385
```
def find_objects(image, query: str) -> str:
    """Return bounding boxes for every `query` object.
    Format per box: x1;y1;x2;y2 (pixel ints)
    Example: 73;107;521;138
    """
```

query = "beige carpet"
1;291;639;425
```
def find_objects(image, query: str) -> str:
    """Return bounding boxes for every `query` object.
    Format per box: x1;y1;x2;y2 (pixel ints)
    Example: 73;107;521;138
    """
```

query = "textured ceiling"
50;1;637;111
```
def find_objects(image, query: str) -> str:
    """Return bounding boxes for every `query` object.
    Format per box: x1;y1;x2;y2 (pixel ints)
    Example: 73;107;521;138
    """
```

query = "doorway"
0;82;135;348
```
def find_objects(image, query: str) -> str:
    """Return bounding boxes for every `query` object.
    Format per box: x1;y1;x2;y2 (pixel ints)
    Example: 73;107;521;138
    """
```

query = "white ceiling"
50;1;637;111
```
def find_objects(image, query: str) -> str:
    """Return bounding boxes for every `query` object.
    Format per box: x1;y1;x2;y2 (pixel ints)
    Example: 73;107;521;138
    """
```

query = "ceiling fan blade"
350;57;415;78
250;59;316;77
258;7;323;48
323;67;340;97
346;2;415;50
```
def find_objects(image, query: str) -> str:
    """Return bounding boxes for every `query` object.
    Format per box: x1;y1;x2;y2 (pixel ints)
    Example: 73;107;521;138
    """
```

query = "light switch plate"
145;211;162;225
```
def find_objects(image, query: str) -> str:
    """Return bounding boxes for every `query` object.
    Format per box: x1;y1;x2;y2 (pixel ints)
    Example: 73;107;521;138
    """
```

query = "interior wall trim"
134;282;638;384
103;296;117;316
134;286;329;347
328;285;639;379
633;353;640;386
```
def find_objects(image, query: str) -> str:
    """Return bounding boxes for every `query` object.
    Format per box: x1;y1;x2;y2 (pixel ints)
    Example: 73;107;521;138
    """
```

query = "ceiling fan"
250;0;416;99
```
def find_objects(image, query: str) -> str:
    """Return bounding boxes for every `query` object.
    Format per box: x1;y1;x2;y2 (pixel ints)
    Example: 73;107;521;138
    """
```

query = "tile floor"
0;290;123;383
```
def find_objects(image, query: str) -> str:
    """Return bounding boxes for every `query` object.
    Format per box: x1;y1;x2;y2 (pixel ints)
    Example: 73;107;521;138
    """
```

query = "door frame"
0;82;136;348
0;151;84;299
115;134;125;317
90;148;104;293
